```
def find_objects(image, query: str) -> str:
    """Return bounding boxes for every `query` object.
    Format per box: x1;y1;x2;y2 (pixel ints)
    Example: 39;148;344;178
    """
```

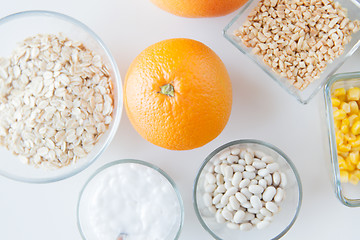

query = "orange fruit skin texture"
150;0;247;18
125;38;232;150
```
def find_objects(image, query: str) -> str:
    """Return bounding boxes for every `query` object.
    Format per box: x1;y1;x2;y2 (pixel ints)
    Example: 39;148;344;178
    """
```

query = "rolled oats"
0;33;114;169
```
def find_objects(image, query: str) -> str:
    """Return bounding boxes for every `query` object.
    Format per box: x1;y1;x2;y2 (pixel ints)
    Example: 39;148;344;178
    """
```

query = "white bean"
258;179;267;188
232;172;242;186
224;166;234;179
273;172;281;186
262;186;276;202
256;220;270;229
243;171;256;179
240;223;253;231
226;203;234;212
214;165;221;174
219;149;231;160
239;178;250;188
260;207;272;217
246;148;255;157
215;203;225;209
233;209;246;223
225;187;238;197
205;172;216;184
221;208;233;221
240;150;247;159
227;222;240;230
258;168;270;177
265;202;279;214
280;172;287;188
267;162;280;173
264;216;273;222
229;196;240;210
238;159;246;166
235;192;248;204
216;210;226;223
250;195;262;209
244;152;254;165
225;181;232;190
251;218;261;225
213;158;221;166
215;184;226;194
247;207;260;214
244;212;255;221
220;164;228;176
262;155;274;163
252;160;266;169
256;213;265;220
241;188;253;199
230;147;241;155
249;185;264;195
213;193;223;205
221;194;230;205
274;188;285;203
242;201;252;209
245;165;256;172
227;155;239;164
203;193;212;207
232;164;245;172
205;184;216;193
264;174;273;185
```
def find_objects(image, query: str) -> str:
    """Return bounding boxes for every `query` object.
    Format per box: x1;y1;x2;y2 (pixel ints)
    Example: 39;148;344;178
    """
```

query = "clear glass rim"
192;139;303;240
77;159;185;240
324;71;360;207
0;10;123;183
223;0;360;105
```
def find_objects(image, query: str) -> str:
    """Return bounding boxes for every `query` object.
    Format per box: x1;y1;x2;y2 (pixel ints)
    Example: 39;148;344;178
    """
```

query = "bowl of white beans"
193;139;302;240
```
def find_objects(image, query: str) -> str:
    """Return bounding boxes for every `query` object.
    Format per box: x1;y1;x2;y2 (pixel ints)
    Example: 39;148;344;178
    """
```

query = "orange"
150;0;248;18
124;38;232;150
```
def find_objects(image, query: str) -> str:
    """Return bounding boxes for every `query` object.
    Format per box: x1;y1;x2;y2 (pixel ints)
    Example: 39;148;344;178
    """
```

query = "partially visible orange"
150;0;247;18
124;38;232;150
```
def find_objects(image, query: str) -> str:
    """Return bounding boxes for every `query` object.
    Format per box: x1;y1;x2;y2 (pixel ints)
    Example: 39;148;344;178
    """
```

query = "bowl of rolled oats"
0;11;122;183
224;0;360;104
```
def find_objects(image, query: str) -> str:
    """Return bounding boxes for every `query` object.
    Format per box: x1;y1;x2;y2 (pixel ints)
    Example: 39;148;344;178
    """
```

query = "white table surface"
1;0;360;239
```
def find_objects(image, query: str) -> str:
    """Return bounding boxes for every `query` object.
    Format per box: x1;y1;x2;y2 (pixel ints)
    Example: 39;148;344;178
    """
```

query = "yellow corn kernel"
339;144;351;153
346;159;356;171
351;120;360;135
357;161;360;169
340;102;351;113
351;146;360;152
348;114;359;127
353;170;360;179
349;152;360;165
336;131;345;145
347;87;360;101
349;101;359;114
345;133;356;142
340;170;349;183
332;98;341;107
340;124;349;134
338;156;347;170
334;88;346;97
349;174;359;185
339;151;349;159
334;120;341;130
333;109;347;120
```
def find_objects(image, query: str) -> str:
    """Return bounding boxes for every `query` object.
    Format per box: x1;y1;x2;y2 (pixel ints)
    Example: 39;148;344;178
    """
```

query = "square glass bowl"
224;0;360;104
323;72;360;207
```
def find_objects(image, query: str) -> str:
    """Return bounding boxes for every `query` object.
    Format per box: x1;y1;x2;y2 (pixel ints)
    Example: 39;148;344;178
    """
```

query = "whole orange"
150;0;247;18
124;38;232;150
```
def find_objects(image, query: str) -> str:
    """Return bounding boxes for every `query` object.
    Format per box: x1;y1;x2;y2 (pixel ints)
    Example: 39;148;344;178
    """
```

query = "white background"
1;0;360;239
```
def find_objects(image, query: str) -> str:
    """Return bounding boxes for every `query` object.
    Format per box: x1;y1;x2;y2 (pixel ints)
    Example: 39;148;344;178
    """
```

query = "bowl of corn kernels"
324;71;360;207
224;0;360;104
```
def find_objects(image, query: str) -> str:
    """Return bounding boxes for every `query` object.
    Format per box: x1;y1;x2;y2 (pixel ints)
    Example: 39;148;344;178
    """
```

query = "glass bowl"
193;139;302;240
0;11;122;183
77;159;184;240
323;72;360;207
223;0;360;104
